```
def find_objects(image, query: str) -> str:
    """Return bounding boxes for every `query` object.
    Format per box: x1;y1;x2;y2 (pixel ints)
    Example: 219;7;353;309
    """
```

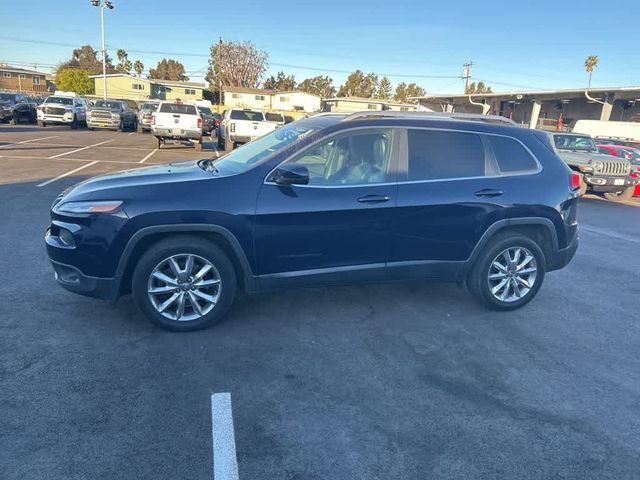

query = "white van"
573;120;640;143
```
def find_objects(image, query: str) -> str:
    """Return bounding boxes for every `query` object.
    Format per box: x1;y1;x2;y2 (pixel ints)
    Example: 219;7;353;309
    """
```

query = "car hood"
90;107;120;114
61;161;211;200
555;150;627;165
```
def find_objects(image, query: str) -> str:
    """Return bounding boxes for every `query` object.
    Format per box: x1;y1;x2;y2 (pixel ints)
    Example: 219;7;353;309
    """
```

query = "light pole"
91;0;114;100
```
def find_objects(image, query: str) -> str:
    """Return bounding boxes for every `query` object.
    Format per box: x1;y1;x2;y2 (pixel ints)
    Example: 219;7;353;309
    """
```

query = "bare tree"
206;40;268;92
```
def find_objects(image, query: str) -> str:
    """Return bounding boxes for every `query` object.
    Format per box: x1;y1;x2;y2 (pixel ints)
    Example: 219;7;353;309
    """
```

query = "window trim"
397;127;542;184
264;126;401;188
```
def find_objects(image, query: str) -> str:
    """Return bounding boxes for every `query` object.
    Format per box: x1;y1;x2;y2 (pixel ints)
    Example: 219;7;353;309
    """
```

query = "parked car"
597;143;640;197
151;100;203;151
86;99;137;131
0;92;37;124
265;112;285;126
198;105;217;136
541;131;637;201
37;93;87;128
137;100;160;133
46;112;579;331
218;109;278;150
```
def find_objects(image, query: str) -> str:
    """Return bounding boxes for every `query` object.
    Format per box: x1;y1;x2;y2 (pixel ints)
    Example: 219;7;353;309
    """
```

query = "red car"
597;144;640;197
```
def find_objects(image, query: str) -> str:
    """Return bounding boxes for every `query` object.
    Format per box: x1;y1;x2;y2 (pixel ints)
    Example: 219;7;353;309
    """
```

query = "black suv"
46;112;579;331
0;92;37;124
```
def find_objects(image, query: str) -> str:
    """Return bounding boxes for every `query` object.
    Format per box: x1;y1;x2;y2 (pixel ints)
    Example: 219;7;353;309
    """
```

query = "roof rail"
342;110;520;127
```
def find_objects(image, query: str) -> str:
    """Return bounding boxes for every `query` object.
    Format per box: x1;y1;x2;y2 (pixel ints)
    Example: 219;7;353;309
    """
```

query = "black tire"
137;123;144;133
9;114;17;125
131;236;237;331
38;120;46;127
217;135;225;150
117;120;123;132
156;136;162;149
194;138;203;152
604;187;634;202
466;233;546;311
70;115;78;129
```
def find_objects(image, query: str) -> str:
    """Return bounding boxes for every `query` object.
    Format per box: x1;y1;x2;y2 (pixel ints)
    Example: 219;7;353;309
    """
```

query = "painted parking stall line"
211;393;240;480
37;161;99;187
49;139;113;159
0;135;60;148
139;148;158;163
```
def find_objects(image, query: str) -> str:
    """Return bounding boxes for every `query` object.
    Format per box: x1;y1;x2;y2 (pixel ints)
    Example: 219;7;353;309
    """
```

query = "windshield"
142;102;159;111
212;124;316;174
553;134;598;152
45;97;73;106
230;110;264;121
199;107;213;115
94;100;121;109
0;93;17;102
265;112;284;122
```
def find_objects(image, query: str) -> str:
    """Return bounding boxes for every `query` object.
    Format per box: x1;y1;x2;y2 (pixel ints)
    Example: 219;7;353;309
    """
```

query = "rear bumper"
229;135;255;144
548;232;579;272
152;127;201;140
49;259;120;302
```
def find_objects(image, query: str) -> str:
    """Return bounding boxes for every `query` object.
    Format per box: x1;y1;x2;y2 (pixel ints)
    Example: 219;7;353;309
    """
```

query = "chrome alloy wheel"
147;254;221;321
487;247;538;303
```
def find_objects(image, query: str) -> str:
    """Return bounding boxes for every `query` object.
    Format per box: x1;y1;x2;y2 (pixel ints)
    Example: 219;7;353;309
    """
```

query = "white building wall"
272;92;321;112
224;92;272;110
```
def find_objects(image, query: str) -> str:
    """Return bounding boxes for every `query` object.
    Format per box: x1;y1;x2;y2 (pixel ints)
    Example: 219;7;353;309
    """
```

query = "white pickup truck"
218;109;279;150
151;101;203;151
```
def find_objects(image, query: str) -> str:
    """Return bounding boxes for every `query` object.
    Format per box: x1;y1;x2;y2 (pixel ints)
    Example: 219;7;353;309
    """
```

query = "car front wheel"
132;236;237;331
467;234;546;310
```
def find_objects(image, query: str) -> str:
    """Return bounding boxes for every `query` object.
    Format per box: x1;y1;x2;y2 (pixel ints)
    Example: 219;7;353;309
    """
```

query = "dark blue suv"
46;112;579;331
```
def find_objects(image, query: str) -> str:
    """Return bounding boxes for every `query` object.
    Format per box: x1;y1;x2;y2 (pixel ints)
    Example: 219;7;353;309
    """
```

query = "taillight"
230;122;235;133
570;172;581;191
151;113;155;125
197;117;202;129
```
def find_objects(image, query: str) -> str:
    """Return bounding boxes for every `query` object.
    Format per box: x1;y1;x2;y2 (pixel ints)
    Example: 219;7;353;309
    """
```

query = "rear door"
254;128;399;285
156;103;199;131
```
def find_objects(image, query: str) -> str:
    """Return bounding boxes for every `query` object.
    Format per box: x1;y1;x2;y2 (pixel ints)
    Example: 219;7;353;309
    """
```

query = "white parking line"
139;148;158;163
211;393;239;480
36;161;99;187
128;132;136;136
49;139;113;159
0;135;60;148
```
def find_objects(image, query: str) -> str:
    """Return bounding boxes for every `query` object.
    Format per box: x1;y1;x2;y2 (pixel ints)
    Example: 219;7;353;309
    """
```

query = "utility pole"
463;62;472;94
91;1;114;100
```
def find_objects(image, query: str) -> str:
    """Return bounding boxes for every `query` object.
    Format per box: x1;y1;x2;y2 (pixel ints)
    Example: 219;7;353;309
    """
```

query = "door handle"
475;189;503;198
357;194;390;203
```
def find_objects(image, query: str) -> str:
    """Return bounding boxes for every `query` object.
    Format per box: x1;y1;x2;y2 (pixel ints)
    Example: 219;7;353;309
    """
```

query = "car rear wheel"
467;234;546;311
604;187;634;202
70;115;78;129
38;121;46;127
132;236;237;331
217;135;225;150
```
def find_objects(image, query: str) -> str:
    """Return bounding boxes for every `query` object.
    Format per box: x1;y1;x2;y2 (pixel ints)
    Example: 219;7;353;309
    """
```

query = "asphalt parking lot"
1;124;639;480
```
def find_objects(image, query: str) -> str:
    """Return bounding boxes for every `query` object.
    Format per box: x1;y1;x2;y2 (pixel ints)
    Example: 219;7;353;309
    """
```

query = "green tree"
394;82;425;102
376;76;392;99
206;39;268;95
263;71;296;91
337;70;378;98
466;81;492;94
55;68;95;95
116;49;132;74
298;75;336;98
584;55;599;88
149;58;189;81
133;60;144;77
57;44;115;75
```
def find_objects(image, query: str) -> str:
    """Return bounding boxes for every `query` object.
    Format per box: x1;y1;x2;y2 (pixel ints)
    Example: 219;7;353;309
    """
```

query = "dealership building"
413;86;640;130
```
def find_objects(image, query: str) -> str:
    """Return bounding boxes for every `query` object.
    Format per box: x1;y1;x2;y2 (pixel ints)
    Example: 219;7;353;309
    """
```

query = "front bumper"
38;112;74;124
50;259;120;302
87;117;120;129
0;108;13;121
584;174;638;192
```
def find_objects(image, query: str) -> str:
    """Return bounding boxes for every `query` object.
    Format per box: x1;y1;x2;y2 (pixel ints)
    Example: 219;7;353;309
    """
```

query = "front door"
254;128;398;285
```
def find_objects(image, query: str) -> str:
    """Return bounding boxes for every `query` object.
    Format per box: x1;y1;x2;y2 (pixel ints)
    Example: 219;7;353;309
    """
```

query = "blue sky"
1;0;638;93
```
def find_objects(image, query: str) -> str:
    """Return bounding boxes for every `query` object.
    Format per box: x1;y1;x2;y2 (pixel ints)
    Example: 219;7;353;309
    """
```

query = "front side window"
285;129;393;186
407;129;485;181
487;135;538;173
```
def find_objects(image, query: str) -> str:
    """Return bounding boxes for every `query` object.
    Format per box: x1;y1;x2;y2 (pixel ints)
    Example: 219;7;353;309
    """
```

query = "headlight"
112;113;121;119
56;200;123;214
592;160;604;172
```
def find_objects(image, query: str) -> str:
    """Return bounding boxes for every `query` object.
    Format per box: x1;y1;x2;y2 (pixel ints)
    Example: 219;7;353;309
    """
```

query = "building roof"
323;96;415;107
223;86;320;98
412;86;640;100
88;73;205;89
0;65;47;76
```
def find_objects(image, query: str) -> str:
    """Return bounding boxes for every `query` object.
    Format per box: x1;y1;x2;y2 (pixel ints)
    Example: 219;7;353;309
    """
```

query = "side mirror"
272;164;309;186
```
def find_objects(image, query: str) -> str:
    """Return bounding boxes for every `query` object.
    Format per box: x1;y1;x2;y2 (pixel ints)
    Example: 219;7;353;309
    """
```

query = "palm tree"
584;55;599;88
134;60;144;78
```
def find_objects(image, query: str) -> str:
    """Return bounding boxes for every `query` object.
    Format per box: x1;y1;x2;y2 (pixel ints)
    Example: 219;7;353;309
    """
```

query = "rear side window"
159;103;197;115
488;136;538;173
407;129;485;181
